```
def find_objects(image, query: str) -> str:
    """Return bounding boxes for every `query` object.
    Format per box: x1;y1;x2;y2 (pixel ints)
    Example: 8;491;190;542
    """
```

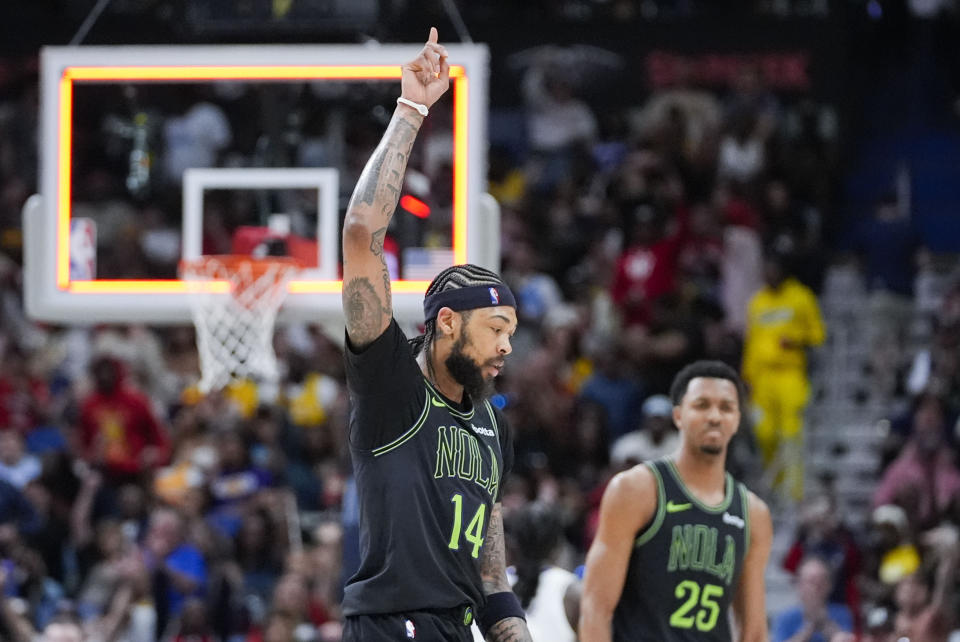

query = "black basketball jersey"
342;320;512;616
613;459;751;642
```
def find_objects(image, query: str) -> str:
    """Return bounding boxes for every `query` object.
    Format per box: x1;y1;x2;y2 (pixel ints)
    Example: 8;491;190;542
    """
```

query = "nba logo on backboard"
489;287;499;305
405;619;416;638
69;218;96;280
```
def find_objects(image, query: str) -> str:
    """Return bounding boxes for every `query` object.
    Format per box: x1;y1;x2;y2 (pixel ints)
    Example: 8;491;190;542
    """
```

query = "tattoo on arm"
480;504;511;594
485;617;532;642
355;116;419;216
358;152;385;206
370;227;391;313
343;277;389;346
342;111;419;344
481;506;532;641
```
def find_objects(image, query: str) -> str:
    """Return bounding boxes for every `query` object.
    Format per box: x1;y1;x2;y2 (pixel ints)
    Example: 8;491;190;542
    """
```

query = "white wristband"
397;97;429;117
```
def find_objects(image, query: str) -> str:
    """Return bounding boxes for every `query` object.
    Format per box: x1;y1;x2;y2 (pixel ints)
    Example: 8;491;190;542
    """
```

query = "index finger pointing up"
428;26;438;44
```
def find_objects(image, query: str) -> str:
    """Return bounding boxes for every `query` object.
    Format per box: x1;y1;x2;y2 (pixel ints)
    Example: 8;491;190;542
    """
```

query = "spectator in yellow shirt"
743;250;825;502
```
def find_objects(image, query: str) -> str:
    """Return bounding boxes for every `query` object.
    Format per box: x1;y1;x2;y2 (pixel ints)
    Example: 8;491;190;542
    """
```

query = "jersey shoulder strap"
635;459;668;546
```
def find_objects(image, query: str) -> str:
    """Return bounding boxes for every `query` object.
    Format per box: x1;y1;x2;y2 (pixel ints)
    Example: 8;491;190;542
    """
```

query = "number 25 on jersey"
670;580;723;632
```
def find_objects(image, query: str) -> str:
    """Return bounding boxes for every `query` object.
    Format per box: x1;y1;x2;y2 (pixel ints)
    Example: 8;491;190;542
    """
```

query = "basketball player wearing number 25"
339;27;531;642
580;361;773;642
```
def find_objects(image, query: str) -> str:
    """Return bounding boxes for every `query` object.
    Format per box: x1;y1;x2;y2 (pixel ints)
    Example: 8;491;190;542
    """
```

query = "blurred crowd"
0;12;959;642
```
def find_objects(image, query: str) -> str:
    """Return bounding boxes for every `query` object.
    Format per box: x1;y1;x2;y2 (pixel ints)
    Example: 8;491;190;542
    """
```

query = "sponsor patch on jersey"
489;287;500;305
666;500;692;513
405;619;416;638
470;423;495;437
723;511;745;529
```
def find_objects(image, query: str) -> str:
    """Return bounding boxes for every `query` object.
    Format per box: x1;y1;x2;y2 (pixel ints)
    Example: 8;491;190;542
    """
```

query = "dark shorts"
343;606;475;642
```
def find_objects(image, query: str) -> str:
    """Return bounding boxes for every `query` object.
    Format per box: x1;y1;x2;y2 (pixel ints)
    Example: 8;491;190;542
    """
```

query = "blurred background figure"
516;45;603;195
772;555;854;642
782;492;863;623
742;248;825;504
872;393;960;531
77;355;170;486
609;393;679;469
504;502;577;642
889;525;959;642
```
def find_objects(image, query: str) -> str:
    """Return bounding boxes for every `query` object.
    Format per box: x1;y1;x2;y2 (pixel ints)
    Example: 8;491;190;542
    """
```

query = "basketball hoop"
180;255;300;393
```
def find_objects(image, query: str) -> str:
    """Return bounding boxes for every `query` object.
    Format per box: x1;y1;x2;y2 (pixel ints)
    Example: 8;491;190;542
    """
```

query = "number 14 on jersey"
448;494;486;558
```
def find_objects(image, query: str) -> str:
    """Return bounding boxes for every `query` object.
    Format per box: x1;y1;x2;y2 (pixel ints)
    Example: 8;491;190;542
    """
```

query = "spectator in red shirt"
78;356;170;483
611;204;686;327
677;202;725;302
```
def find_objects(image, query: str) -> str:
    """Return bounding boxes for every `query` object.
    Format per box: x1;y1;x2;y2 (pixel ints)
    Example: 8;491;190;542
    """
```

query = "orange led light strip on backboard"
66;279;432;295
56;65;468;294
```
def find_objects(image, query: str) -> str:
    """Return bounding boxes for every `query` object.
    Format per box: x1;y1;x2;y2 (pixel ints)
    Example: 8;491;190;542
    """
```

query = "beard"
699;444;724;456
445;331;496;402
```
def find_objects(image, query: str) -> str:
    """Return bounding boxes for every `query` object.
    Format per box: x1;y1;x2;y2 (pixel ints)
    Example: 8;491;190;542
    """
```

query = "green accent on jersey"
485;444;500;498
666;501;693;513
463;607;474;626
447;493;487;558
669;580;700;629
463;501;486;557
424;378;476;419
669;581;724;631
484;400;500;441
667;524;737;587
613;459;749;641
739;482;751;554
343;321;510;618
434;425;462;478
636;461;667;547
434;426;500;499
448;493;464;550
471;438;490;490
372;393;430;457
457;429;475;479
666;459;734;513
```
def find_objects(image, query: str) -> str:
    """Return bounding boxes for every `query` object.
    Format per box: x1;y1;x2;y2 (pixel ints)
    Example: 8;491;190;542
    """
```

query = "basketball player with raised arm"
580;360;773;642
339;27;532;642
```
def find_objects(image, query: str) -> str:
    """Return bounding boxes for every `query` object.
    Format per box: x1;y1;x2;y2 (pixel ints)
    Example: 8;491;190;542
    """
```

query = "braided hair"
409;263;507;358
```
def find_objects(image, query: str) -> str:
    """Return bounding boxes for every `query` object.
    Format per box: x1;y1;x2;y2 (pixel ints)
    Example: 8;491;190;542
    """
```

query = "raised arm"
341;27;449;347
733;491;773;642
579;466;656;642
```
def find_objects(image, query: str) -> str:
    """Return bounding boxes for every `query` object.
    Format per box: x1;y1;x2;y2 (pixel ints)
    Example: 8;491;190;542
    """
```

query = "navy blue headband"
423;284;517;322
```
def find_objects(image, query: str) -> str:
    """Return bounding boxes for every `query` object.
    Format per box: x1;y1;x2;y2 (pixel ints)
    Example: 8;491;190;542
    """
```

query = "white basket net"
181;255;300;393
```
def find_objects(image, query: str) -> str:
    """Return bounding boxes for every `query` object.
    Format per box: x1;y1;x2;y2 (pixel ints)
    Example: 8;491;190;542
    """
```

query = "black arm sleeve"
344;319;427;451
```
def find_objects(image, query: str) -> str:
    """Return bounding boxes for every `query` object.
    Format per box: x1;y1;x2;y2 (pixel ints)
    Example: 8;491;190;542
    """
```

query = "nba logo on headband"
489;287;500;305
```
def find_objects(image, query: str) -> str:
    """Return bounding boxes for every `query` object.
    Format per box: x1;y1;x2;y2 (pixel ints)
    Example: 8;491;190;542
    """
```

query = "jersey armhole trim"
371;391;430;457
635;462;666;547
484;400;500;441
739;482;751;553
